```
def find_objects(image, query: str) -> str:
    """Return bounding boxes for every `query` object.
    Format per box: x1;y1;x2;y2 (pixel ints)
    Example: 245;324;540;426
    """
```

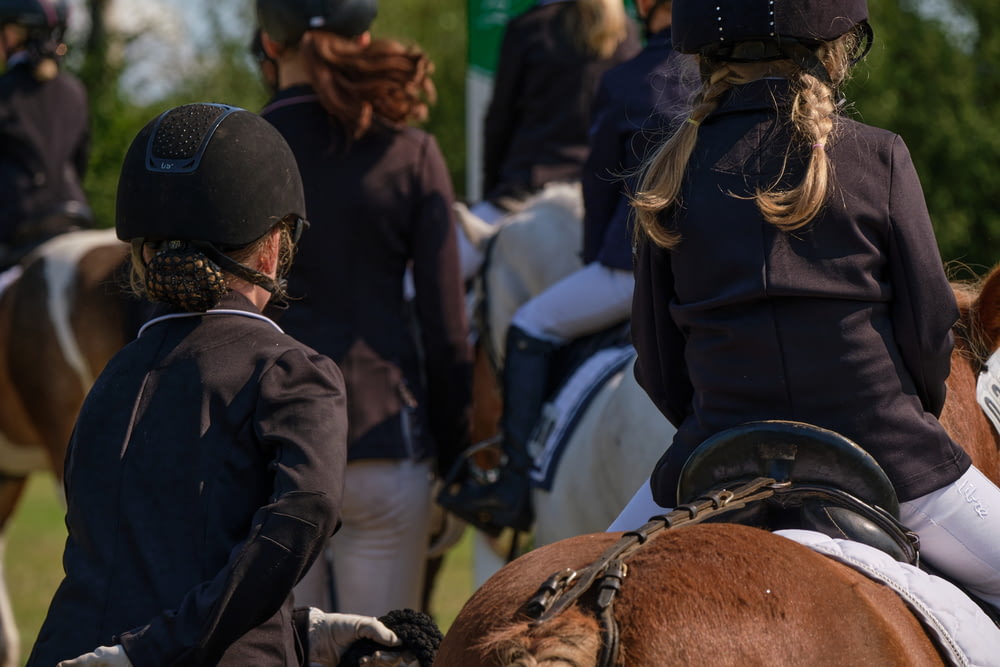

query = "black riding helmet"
116;103;306;289
672;0;872;71
256;0;378;45
0;0;67;32
0;0;69;59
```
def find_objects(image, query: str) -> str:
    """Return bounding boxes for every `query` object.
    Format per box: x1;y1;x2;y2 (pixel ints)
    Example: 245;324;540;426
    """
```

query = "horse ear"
973;263;1000;352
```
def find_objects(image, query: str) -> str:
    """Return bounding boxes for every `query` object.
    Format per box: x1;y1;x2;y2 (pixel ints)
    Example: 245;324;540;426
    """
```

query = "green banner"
467;0;537;76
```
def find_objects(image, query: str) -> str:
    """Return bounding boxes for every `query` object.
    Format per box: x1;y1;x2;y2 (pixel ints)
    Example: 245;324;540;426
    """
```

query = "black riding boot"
438;325;555;534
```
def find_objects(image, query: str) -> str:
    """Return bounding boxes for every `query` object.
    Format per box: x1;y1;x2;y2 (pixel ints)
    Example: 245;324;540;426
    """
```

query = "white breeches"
511;262;634;344
899;465;1000;609
293;458;433;616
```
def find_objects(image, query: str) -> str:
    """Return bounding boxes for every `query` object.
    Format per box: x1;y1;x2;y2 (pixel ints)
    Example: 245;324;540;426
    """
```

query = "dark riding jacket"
632;79;970;505
482;0;640;205
262;87;472;474
582;31;693;271
0;59;90;245
27;292;347;666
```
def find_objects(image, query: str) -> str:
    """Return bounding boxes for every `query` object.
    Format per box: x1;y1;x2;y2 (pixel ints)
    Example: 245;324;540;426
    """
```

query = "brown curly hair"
301;31;436;139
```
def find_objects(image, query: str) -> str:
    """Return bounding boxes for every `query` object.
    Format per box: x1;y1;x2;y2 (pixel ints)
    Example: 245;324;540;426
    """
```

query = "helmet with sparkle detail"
671;0;872;72
116;103;307;310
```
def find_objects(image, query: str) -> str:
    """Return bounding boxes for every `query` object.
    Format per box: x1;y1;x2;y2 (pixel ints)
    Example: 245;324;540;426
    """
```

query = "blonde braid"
754;72;836;230
755;37;852;230
631;65;735;249
632;34;857;249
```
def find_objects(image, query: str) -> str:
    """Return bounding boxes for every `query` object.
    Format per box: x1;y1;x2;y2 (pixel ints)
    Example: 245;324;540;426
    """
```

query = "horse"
434;263;1000;666
0;228;132;667
446;183;674;587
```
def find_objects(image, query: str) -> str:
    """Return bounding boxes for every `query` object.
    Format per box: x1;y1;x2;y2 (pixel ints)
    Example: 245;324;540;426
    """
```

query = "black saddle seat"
677;420;899;515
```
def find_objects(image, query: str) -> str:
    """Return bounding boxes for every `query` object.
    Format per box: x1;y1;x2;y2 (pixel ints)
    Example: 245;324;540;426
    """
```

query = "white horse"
455;183;675;558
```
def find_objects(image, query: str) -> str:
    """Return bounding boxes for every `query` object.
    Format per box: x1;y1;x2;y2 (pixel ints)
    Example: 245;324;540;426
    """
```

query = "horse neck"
943;339;1000;486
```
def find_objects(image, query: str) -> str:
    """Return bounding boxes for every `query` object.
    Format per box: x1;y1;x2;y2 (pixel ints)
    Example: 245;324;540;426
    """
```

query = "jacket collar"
709;78;795;122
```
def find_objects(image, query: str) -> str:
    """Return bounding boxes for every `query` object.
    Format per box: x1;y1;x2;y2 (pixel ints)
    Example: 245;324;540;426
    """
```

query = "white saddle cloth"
778;529;1000;667
528;344;635;490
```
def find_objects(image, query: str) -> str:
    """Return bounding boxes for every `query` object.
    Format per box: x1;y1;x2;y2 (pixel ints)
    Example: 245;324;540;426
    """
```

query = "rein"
521;477;779;667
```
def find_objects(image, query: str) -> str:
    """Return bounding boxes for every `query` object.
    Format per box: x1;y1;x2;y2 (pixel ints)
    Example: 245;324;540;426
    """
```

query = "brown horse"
435;264;1000;666
0;229;131;666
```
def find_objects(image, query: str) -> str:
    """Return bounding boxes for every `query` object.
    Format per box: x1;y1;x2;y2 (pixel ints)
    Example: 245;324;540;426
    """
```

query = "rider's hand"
57;645;133;667
309;608;401;666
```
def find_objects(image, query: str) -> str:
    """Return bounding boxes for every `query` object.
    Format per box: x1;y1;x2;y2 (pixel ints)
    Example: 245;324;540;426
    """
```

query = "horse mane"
950;265;1000;372
477;610;601;666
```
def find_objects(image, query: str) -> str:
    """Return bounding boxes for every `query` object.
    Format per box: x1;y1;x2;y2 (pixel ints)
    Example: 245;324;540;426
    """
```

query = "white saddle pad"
528;345;635;490
778;529;1000;667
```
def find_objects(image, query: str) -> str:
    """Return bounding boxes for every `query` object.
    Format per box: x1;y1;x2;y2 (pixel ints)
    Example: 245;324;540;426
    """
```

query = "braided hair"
127;218;298;312
631;31;859;250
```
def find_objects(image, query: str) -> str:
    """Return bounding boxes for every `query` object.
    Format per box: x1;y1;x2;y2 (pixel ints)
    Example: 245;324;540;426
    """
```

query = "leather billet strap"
523;476;777;624
520;477;778;667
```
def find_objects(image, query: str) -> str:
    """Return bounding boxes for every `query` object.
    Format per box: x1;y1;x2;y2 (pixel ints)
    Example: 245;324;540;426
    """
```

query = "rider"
439;0;695;534
255;0;473;617
622;0;1000;612
0;0;91;270
26;103;407;667
458;0;642;280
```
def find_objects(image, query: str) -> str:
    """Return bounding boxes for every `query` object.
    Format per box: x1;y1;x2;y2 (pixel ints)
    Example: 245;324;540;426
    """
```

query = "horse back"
2;230;129;474
437;524;944;666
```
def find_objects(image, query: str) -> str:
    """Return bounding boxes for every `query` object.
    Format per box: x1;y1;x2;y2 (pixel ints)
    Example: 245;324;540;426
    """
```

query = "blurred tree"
372;1;468;199
848;0;1000;270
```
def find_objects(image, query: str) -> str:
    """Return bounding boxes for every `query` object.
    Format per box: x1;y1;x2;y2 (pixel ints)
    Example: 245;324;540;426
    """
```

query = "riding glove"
57;644;133;667
309;608;401;666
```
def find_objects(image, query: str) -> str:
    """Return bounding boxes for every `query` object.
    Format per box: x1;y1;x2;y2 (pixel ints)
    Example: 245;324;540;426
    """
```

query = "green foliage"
372;1;468;198
847;0;1000;270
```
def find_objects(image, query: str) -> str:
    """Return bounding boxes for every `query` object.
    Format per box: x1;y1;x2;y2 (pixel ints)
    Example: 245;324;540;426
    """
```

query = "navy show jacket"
28;292;348;666
632;79;970;505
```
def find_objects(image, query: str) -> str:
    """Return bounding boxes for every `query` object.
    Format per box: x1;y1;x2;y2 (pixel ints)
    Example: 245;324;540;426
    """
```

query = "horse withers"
435;263;1000;666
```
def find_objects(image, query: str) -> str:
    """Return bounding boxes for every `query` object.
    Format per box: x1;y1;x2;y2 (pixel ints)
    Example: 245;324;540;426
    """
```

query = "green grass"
7;473;66;659
6;472;476;661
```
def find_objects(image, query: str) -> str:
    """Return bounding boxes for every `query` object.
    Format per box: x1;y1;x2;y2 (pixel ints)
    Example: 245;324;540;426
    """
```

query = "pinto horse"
0;229;131;667
435;264;1000;666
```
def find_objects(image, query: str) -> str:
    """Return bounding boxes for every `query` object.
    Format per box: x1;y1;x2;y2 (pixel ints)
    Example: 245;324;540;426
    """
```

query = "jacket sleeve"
885;135;957;416
631;233;693;427
411;134;473;475
117;350;348;666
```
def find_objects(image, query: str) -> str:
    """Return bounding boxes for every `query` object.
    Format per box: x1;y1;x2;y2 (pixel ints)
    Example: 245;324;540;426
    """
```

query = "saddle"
676;420;918;564
521;422;997;667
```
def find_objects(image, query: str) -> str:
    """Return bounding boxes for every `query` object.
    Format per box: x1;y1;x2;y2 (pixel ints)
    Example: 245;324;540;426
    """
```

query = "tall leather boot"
437;325;555;534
